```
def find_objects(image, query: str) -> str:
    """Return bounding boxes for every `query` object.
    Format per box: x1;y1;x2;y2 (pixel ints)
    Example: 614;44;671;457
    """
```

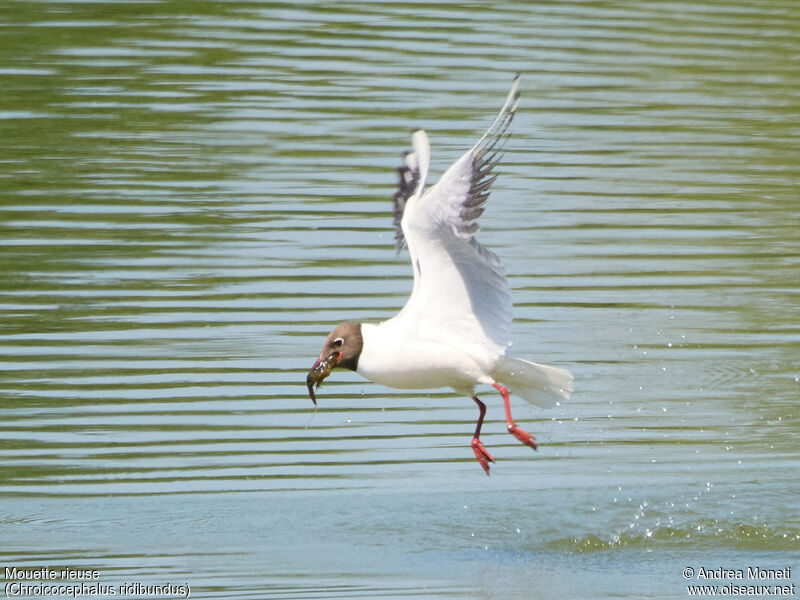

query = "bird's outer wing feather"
396;75;520;355
392;130;429;252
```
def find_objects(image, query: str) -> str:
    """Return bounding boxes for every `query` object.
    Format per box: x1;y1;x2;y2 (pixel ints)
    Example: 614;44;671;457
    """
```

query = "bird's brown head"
306;323;363;405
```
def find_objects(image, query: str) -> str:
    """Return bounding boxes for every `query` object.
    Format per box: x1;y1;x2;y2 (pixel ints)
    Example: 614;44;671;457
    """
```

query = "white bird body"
357;320;495;396
307;75;573;474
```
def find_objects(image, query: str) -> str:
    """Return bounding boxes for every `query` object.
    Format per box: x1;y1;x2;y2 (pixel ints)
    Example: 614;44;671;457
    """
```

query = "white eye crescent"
334;337;344;347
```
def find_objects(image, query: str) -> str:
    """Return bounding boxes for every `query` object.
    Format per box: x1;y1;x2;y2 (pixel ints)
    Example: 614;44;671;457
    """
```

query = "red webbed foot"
508;423;538;451
471;437;495;475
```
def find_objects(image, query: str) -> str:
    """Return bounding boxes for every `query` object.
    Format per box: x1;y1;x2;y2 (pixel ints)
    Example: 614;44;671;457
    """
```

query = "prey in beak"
305;323;363;405
306;352;339;405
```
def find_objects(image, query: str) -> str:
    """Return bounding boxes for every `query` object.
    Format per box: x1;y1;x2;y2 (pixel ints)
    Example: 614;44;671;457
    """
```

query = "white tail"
491;355;573;408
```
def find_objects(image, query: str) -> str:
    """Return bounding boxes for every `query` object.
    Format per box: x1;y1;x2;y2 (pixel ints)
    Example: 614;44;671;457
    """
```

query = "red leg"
470;395;494;475
492;382;537;451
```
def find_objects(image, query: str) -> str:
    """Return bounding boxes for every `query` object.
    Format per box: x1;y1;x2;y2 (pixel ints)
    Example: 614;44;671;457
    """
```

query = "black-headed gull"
307;74;573;475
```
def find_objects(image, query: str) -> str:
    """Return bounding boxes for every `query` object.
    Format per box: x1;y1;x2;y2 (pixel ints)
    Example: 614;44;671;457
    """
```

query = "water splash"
551;520;800;553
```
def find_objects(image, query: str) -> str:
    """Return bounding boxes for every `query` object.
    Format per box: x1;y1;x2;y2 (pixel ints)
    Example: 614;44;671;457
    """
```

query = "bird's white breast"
356;321;496;396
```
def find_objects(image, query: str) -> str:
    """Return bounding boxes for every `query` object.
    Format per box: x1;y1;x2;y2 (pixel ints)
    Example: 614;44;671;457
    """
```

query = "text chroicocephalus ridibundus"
307;74;573;475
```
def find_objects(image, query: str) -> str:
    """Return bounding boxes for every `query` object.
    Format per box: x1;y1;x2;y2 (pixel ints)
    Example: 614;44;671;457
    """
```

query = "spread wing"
392;75;520;356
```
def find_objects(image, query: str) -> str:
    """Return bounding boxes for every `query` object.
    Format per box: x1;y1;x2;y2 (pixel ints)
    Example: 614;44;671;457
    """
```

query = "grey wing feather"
457;73;520;239
392;74;520;254
392;148;420;252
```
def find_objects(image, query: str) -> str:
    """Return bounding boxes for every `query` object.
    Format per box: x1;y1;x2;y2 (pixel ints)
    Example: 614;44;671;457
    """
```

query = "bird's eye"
333;337;344;347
